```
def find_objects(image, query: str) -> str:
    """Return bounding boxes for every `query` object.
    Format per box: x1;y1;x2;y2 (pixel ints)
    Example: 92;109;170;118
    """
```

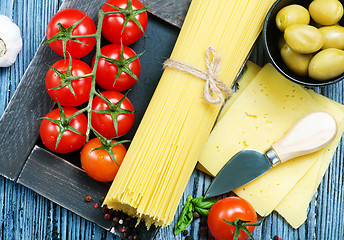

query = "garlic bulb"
0;15;22;67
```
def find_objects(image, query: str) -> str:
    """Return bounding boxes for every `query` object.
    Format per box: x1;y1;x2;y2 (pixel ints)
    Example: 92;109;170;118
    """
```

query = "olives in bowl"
263;0;344;87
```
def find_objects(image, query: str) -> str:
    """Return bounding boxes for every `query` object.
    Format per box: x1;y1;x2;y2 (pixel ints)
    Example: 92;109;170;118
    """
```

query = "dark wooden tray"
0;0;182;238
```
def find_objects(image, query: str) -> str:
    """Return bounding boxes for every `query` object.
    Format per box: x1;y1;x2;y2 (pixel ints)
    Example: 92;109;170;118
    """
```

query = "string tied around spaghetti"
163;47;232;104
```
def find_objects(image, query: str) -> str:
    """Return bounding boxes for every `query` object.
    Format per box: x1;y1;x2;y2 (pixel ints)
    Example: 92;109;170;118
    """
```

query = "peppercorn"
185;236;192;240
85;196;92;202
119;226;126;233
125;216;132;221
123;232;129;238
200;219;207;226
273;236;279;240
93;203;99;208
183;230;189;236
199;227;207;237
128;236;133;240
104;213;111;221
193;212;201;219
133;235;140;240
119;219;124;225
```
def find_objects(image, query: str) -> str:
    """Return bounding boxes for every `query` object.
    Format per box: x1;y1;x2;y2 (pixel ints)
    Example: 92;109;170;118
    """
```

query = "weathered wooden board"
1;0;344;239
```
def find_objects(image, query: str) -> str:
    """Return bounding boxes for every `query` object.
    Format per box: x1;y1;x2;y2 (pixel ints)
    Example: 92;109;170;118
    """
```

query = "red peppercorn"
119;226;126;233
104;213;111;220
93;203;99;208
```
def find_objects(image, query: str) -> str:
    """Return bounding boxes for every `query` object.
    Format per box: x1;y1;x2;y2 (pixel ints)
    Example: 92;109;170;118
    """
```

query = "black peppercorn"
193;212;201;219
273;236;279;240
199;227;207;237
183;230;189;236
200;219;207;226
185;236;192;240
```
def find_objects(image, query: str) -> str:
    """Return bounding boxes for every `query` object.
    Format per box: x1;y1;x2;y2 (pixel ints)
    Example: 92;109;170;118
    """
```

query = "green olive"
319;25;344;49
281;44;313;76
284;24;324;54
275;4;310;32
308;48;344;81
309;0;343;26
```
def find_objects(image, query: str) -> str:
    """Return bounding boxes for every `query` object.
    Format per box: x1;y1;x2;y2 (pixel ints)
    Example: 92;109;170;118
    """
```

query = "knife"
204;111;338;199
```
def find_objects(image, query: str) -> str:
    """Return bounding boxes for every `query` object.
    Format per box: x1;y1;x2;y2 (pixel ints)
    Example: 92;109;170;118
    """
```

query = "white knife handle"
271;111;337;163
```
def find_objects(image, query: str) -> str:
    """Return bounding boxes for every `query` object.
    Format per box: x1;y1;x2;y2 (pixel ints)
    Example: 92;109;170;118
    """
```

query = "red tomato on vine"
80;138;127;182
101;0;149;45
46;8;97;58
45;57;92;107
91;91;134;139
92;43;141;92
40;107;87;153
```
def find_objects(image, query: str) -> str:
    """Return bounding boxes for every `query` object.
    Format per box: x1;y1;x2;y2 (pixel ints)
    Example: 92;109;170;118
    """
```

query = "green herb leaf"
174;195;194;235
174;195;217;235
192;196;216;216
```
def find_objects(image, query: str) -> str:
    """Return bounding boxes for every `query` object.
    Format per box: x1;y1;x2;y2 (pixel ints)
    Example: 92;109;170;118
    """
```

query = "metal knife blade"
204;150;272;199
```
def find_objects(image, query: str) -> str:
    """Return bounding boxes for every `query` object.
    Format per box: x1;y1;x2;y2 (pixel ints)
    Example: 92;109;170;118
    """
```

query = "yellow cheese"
198;63;320;177
104;0;277;228
217;61;262;123
274;93;344;228
198;63;343;217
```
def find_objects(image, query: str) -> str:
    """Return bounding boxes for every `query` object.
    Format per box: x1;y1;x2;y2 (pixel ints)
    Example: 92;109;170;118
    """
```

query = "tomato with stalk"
92;43;141;92
91;91;134;139
40;106;87;153
80;137;127;182
46;8;97;58
45;56;92;107
101;0;149;45
207;196;260;240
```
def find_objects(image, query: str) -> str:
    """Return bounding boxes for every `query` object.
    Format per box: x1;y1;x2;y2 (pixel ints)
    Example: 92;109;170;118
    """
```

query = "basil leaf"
192;196;217;216
174;195;194;235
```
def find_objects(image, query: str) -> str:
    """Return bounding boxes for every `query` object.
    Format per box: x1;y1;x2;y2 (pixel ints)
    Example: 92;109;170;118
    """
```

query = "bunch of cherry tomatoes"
39;0;148;182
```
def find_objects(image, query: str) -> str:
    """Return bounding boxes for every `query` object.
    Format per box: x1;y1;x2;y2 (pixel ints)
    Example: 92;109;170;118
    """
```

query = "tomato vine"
43;1;148;162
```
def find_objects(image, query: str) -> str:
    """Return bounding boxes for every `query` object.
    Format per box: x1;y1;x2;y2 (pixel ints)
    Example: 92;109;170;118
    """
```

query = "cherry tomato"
92;44;140;92
91;91;134;138
208;197;257;240
45;58;92;107
80;138;127;182
46;8;96;58
101;0;148;45
40;107;87;153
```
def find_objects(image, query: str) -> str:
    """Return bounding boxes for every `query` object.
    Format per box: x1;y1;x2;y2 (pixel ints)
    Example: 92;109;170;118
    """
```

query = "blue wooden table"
1;0;344;239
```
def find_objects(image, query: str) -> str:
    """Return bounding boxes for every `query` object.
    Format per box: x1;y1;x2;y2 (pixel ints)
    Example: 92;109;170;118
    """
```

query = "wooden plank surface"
1;0;344;240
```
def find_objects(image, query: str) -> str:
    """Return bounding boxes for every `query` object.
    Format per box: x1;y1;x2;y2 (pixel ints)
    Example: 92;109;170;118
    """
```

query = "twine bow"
163;47;232;104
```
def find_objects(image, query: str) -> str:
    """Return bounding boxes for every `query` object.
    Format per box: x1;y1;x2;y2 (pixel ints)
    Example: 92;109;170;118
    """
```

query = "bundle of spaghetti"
103;0;276;228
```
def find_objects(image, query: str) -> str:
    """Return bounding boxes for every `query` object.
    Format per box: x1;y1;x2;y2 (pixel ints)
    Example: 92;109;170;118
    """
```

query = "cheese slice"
198;63;320;177
198;63;344;217
217;61;262;122
274;93;344;228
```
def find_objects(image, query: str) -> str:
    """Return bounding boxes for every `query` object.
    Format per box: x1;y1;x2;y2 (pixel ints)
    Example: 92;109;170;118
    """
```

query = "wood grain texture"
0;0;344;240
